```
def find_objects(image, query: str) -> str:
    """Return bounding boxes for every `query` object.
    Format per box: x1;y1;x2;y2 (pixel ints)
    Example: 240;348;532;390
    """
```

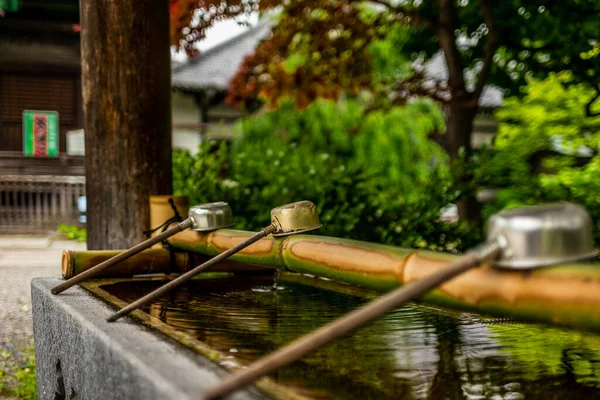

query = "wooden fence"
0;175;85;233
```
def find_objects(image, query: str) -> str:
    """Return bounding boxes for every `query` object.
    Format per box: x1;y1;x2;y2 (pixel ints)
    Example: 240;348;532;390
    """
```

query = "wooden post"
80;0;172;249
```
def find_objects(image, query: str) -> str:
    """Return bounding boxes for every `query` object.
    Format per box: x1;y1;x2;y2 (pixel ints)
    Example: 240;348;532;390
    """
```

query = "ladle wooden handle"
51;219;193;295
203;240;502;400
106;224;278;322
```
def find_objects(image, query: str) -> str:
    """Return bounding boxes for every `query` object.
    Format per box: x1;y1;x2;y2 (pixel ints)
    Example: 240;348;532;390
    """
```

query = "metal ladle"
106;200;321;322
203;202;598;399
51;202;234;295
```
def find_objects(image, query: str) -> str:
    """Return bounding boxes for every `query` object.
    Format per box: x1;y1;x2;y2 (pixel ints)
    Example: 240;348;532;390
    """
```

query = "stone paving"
0;234;85;396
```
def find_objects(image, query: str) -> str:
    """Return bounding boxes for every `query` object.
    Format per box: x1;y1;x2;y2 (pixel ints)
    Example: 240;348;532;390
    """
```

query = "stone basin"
33;270;600;399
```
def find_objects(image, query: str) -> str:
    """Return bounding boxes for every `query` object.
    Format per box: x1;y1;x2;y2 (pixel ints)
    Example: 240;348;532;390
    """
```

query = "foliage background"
170;2;600;250
174;97;483;252
175;71;600;250
474;72;600;243
0;346;36;400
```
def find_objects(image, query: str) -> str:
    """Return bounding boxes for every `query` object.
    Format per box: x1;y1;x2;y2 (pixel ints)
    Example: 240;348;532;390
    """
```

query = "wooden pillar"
80;0;172;249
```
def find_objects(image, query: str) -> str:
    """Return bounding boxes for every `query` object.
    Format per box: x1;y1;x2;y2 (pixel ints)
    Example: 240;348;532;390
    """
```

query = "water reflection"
102;275;600;399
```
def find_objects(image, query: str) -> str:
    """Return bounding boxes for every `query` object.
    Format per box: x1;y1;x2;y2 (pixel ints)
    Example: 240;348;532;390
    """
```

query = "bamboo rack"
64;229;600;332
165;229;600;332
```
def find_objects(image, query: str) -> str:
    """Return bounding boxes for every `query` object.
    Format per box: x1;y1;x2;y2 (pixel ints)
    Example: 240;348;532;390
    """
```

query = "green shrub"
0;345;36;400
233;98;447;196
57;224;87;242
174;99;481;251
13;347;36;400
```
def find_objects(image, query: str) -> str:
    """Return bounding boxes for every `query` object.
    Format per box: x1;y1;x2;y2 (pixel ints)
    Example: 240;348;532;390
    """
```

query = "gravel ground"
0;235;85;396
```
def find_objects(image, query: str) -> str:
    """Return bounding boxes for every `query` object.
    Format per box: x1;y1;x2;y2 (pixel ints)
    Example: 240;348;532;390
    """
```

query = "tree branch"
368;0;394;9
368;0;436;29
437;0;467;99
586;85;600;117
473;0;500;99
391;72;451;105
571;65;600;118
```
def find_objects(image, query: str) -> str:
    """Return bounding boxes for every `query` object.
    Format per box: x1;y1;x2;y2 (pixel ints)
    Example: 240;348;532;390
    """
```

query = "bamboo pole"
107;225;278;322
148;195;189;249
62;248;273;279
166;229;600;332
62;249;189;279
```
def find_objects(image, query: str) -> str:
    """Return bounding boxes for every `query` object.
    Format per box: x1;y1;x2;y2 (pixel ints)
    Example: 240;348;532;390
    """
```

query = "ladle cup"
51;202;233;295
106;200;321;322
203;202;598;400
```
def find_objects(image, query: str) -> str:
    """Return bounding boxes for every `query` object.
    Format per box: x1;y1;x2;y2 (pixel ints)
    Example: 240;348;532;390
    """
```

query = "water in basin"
101;273;600;399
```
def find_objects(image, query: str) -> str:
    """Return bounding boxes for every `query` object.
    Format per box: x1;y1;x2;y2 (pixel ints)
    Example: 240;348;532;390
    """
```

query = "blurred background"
2;0;599;252
1;1;600;398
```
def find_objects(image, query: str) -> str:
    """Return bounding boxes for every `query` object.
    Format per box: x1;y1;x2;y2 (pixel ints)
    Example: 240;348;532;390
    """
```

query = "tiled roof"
172;22;271;92
172;24;503;109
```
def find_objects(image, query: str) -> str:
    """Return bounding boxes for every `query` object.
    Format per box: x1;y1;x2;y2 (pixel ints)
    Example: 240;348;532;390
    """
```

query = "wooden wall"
0;21;83;175
0;73;81;153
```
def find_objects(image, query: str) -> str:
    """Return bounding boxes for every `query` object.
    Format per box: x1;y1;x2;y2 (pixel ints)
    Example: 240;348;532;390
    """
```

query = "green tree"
478;72;600;242
170;0;600;222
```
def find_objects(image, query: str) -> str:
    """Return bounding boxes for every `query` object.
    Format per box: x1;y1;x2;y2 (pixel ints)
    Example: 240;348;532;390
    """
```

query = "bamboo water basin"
82;271;600;400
